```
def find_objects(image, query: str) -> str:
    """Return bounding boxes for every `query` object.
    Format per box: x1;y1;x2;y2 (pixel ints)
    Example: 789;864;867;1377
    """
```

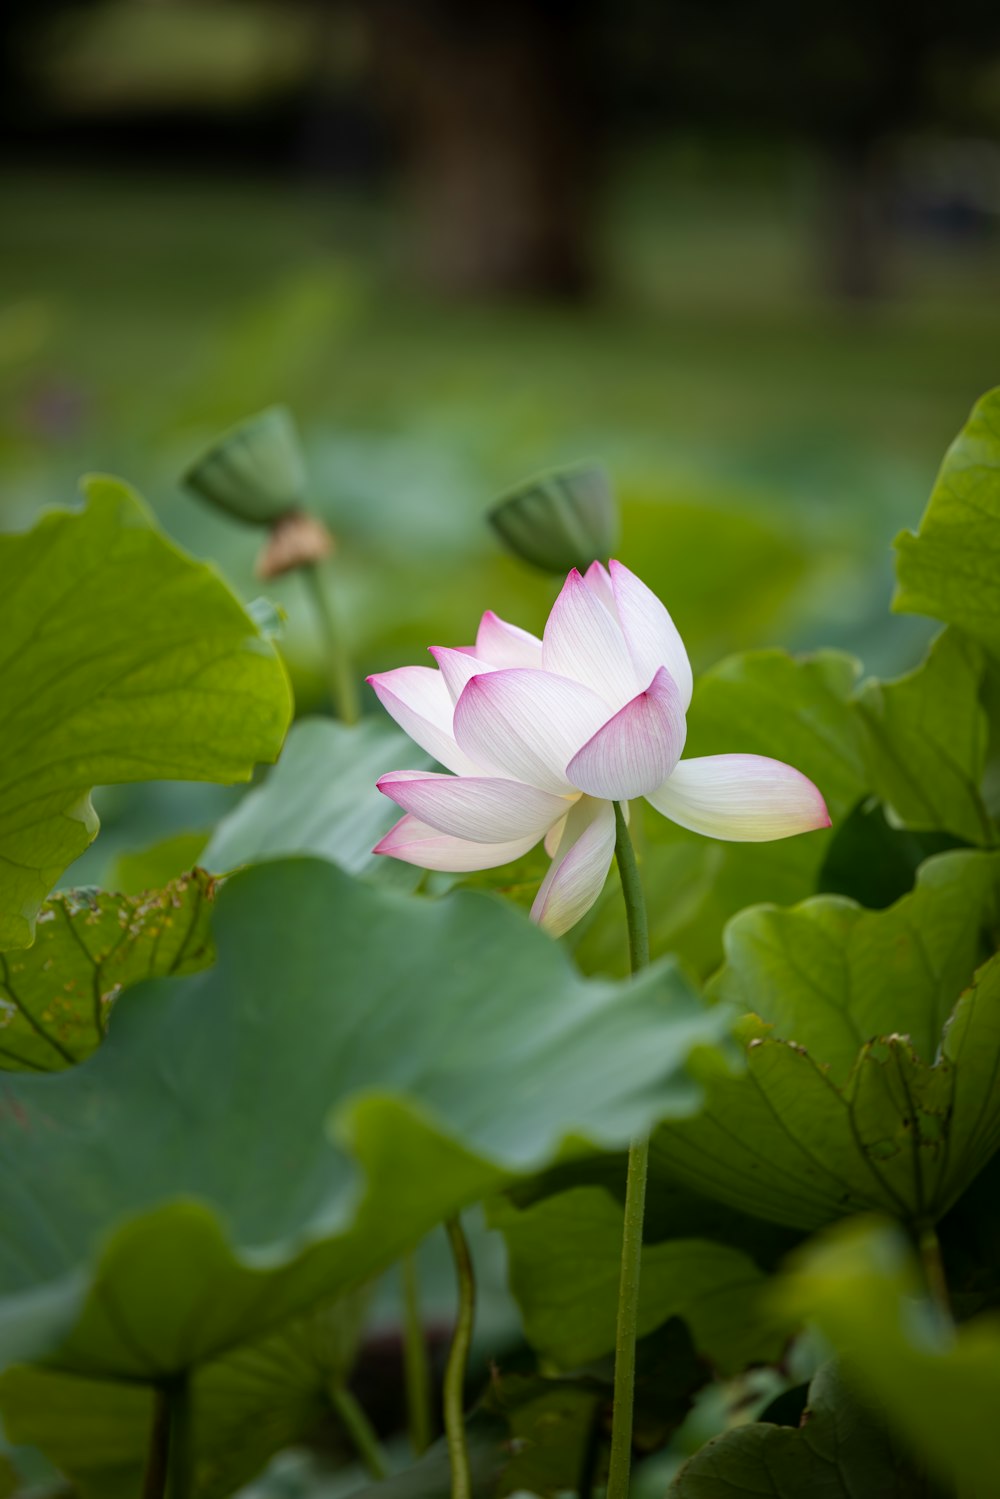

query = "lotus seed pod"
184;406;308;526
488;463;619;575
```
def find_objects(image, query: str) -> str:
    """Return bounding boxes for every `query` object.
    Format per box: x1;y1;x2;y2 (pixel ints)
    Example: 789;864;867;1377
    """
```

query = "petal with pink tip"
610;559;693;710
475;610;544;668
374;813;540;871
367;666;481;776
646;754;831;841
566;666;686;801
453;668;612;794
377;770;568;843
582;559;616;612
542;568;637;706
530;797;616;937
429;647;497;704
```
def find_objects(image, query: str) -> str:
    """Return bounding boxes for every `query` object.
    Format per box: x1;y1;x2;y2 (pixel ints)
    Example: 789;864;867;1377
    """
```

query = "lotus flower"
369;562;829;937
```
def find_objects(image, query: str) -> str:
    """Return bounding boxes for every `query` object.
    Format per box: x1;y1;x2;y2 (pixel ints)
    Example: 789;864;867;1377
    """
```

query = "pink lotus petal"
530;797;616;936
453;668;612;794
566;666;687;801
374;813;540;871
367;666;481;775
610;559;693;711
542;567;637;707
377;770;569;843
429;646;497;704
582;559;616;613
475;610;544;668
646;754;831;841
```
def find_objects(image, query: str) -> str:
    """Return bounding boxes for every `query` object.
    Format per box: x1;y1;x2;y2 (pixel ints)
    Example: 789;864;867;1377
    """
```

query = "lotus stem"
444;1214;476;1499
917;1222;952;1321
328;1382;390;1479
141;1387;171;1499
607;801;651;1499
403;1249;433;1455
302;560;360;725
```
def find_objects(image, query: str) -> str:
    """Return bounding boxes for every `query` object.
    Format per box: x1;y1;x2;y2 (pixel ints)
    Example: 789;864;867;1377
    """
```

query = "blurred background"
2;0;1000;869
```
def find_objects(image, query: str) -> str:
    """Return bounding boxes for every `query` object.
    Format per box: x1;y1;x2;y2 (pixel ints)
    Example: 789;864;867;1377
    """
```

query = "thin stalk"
606;801;651;1499
166;1377;193;1499
302;560;360;725
917;1222;952;1321
402;1250;433;1455
328;1382;390;1480
444;1215;476;1499
141;1387;171;1499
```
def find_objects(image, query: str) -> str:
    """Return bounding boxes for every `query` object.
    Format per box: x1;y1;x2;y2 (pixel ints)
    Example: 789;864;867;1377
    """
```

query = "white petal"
646;754;831;841
542;568;638;707
453;668;612;794
475;610;544;668
374;813;540;871
530;797;616;937
377;770;569;843
428;647;497;704
567;667;687;800
544;814;568;856
610;559;693;711
582;559;616;612
367;666;481;775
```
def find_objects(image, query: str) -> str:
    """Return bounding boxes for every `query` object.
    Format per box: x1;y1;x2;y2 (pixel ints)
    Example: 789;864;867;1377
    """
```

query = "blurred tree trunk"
366;0;596;299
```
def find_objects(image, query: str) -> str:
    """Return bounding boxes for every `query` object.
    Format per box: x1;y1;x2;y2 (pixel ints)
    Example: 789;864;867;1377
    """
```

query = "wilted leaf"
0;477;291;948
0;871;215;1072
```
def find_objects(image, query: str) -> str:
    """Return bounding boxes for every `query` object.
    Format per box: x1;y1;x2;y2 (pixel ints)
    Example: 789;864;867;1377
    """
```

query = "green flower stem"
166;1376;193;1499
328;1382;390;1480
444;1215;476;1499
917;1222;952;1320
141;1387;171;1499
403;1249;433;1455
607;801;651;1499
302;561;360;725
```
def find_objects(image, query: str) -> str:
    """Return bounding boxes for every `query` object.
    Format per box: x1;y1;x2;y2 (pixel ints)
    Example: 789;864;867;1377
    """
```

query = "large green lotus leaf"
0;857;723;1380
817;800;964;911
0;1294;366;1499
572;649;869;978
856;627;994;845
0;871;215;1072
781;1219;1000;1498
0;478;292;949
488;1185;785;1376
205;717;430;890
709;849;1000;1085
895;387;1000;656
653;860;1000;1231
669;1359;922;1498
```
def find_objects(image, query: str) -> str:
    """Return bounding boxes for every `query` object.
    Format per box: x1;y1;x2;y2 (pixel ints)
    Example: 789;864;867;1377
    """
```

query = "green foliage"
0;478;292;948
0;857;723;1382
653;855;1000;1230
781;1220;1000;1498
895;386;1000;657
490;1185;786;1375
669;1360;923;1497
0;870;215;1071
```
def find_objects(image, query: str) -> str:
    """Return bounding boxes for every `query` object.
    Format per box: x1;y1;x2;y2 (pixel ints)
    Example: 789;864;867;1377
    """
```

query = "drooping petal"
374;813;540;871
530;797;616;937
646;754;831;841
542;567;637;706
377;770;569;843
610;559;693;711
453;668;612;794
367;666;481;775
475;610;544;669
566;666;687;800
428;647;497;704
